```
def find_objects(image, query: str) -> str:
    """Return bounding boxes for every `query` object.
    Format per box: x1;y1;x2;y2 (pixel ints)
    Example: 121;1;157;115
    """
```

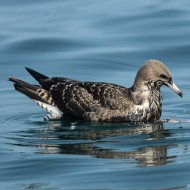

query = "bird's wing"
79;82;131;109
50;81;130;116
49;82;102;116
10;68;131;120
25;67;79;91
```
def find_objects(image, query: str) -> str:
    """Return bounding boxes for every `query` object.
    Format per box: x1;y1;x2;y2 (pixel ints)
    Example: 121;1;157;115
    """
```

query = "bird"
9;60;183;122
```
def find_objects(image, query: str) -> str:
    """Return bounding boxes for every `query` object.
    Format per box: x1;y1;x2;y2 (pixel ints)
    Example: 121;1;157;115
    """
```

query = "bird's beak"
165;82;183;98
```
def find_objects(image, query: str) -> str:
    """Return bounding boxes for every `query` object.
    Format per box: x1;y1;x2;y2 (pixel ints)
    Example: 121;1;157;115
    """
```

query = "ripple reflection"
9;121;179;167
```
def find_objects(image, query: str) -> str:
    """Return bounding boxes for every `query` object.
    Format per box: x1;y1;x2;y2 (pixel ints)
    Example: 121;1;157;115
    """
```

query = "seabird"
9;60;183;122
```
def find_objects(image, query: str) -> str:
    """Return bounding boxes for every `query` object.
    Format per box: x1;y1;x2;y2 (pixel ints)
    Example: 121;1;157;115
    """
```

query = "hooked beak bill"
165;82;183;98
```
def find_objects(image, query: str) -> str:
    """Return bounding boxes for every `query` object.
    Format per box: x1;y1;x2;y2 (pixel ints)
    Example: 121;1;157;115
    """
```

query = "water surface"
1;0;190;189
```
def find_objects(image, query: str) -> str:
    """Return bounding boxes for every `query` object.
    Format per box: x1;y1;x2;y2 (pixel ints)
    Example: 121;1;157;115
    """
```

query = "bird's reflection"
25;121;176;167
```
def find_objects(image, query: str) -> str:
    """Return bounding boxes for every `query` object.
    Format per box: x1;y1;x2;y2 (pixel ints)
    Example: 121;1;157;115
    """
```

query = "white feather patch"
33;100;63;120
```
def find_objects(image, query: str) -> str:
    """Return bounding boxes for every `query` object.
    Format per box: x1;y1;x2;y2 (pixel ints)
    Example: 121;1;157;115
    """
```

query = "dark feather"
25;67;49;82
9;76;53;105
13;84;48;104
26;67;78;91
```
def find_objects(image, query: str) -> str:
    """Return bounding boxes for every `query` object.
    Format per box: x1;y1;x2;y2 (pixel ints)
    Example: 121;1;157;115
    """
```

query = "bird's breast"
128;89;162;121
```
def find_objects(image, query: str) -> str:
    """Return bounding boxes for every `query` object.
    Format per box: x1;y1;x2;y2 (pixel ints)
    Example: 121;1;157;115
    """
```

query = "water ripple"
1;37;93;53
1;0;190;189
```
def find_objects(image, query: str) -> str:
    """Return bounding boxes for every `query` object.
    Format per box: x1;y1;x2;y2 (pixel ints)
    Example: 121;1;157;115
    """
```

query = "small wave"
0;36;93;54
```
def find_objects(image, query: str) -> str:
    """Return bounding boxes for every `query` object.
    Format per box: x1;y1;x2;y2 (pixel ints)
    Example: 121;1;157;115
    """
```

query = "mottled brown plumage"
9;60;183;122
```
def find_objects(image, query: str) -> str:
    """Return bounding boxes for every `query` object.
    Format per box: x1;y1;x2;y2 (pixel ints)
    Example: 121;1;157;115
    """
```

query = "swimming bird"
9;60;183;122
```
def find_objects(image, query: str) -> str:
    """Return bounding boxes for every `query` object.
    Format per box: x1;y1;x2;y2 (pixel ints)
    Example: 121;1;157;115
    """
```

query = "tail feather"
9;72;63;120
9;76;53;104
9;76;40;90
25;67;49;83
9;76;63;119
13;83;48;104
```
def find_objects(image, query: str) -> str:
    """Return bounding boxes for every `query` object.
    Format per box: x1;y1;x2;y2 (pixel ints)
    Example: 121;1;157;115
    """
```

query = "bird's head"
133;59;183;97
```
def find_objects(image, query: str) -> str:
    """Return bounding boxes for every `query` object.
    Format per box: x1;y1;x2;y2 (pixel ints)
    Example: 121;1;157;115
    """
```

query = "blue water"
1;0;190;189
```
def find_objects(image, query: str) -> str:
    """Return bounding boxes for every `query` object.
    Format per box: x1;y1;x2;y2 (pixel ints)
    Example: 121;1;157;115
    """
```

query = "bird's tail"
9;77;62;120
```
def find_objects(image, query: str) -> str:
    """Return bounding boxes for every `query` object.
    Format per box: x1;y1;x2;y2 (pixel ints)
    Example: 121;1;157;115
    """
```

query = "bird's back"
47;80;132;120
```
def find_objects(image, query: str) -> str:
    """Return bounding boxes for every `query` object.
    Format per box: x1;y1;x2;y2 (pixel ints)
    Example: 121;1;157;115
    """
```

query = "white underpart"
33;100;63;120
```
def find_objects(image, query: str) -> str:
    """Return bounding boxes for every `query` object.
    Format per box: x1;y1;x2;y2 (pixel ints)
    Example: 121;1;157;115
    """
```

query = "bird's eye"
160;74;168;79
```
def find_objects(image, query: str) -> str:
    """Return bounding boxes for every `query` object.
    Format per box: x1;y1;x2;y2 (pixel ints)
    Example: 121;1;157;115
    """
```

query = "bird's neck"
131;81;161;95
130;83;162;121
